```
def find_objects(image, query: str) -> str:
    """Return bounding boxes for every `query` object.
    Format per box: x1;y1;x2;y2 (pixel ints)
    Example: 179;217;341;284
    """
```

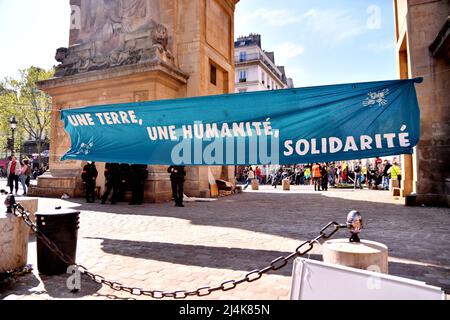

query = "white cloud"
250;8;304;27
274;42;305;65
302;9;367;44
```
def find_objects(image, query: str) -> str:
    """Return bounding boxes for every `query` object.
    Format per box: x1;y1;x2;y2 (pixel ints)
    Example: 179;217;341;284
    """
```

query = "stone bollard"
392;187;401;197
15;197;38;235
251;179;259;190
389;179;399;190
322;239;388;274
0;211;29;273
282;179;290;190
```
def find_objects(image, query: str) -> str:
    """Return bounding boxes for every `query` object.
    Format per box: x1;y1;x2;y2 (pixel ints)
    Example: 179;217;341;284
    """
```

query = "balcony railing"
235;52;285;84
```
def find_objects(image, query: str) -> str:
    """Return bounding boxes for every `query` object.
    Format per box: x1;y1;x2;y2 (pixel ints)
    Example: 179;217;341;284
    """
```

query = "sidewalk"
1;181;449;300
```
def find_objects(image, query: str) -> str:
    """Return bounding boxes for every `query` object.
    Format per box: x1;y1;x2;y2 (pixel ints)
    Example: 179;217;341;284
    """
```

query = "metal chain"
13;203;346;299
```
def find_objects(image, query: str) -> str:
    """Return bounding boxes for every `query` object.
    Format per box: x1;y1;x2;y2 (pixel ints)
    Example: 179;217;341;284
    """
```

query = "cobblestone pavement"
1;180;449;300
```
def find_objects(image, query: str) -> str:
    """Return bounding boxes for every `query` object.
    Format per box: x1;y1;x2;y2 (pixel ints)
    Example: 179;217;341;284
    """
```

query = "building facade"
31;0;239;201
234;34;294;93
393;0;450;206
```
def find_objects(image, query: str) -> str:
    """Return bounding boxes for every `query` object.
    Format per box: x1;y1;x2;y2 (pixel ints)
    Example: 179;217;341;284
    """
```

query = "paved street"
1;179;449;300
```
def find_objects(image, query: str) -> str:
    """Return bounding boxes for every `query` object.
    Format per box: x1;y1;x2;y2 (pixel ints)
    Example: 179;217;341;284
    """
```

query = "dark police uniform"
101;163;121;204
130;164;148;205
167;165;186;207
321;164;328;191
81;162;98;203
117;163;131;202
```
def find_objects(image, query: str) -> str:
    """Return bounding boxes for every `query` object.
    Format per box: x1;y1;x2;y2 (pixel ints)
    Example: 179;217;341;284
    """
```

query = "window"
210;64;217;85
239;51;247;62
261;71;265;84
239;70;247;82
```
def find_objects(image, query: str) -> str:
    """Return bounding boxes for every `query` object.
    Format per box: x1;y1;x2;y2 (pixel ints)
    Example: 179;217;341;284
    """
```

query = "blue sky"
0;0;398;87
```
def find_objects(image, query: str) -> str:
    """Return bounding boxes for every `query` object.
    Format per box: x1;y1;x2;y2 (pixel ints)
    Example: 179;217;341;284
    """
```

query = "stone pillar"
144;165;172;203
0;212;29;273
15;198;39;235
323;239;388;274
32;0;239;201
401;154;413;197
394;0;450;206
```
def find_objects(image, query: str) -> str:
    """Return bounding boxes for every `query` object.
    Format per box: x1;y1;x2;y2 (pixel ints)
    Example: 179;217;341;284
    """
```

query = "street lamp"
9;116;17;155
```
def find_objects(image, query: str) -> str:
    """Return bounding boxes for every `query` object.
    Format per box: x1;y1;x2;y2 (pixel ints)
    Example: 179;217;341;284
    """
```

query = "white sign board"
290;258;446;300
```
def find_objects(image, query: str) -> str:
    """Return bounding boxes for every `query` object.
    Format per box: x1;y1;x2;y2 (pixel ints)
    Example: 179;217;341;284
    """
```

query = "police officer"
117;163;131;202
129;164;148;205
101;163;120;204
167;165;186;207
81;161;98;203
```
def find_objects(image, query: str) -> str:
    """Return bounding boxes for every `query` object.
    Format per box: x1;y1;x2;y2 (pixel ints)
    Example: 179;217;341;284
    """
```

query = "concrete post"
0;212;29;273
323;239;388;274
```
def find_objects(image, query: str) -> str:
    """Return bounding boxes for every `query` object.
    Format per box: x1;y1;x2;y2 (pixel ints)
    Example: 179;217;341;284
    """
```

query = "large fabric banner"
61;78;421;165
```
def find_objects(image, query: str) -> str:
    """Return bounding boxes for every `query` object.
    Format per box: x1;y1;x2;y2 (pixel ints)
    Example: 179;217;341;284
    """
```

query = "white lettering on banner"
171;127;279;165
285;125;412;157
65;107;413;164
329;137;343;153
398;125;410;147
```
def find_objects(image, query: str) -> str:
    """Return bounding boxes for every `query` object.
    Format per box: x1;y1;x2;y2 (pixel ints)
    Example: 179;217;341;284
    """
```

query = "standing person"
335;165;341;185
167;165;186;207
270;168;278;188
321;163;328;191
7;156;21;195
362;164;368;185
243;166;254;190
312;163;322;191
304;166;311;185
328;163;335;187
299;167;305;185
390;161;401;189
81;161;98;203
382;160;392;190
19;159;31;196
255;166;261;184
101;163;121;205
117;163;131;202
375;157;383;172
294;166;301;185
354;161;363;190
129;164;148;205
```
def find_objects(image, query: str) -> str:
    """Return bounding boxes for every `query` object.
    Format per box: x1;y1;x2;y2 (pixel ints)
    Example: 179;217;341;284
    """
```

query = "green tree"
0;66;54;167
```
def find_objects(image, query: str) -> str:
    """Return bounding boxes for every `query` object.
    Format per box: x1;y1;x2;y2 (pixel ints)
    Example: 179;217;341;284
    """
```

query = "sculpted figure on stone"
56;0;172;76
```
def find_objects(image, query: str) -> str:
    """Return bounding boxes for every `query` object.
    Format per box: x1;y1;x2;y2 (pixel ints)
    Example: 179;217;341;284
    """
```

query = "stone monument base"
0;204;29;273
322;239;388;274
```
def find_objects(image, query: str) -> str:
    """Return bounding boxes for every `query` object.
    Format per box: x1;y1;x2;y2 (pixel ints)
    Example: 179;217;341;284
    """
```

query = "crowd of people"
82;162;187;207
238;157;402;191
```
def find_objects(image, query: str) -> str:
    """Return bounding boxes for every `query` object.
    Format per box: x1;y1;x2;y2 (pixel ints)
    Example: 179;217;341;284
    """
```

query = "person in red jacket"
7;156;21;195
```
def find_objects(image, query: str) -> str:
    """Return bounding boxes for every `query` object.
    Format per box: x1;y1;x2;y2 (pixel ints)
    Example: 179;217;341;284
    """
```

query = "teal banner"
61;78;421;165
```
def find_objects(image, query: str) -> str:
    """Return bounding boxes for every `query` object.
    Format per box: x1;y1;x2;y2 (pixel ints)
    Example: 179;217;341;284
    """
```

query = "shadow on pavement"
88;237;294;276
53;192;450;293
